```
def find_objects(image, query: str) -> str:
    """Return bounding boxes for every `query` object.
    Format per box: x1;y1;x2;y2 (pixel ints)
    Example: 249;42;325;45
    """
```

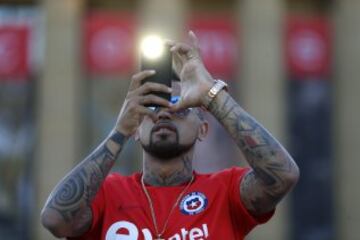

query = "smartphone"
140;45;172;106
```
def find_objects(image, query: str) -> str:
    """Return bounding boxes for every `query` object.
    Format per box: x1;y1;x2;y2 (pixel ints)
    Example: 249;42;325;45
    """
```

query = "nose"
157;108;173;120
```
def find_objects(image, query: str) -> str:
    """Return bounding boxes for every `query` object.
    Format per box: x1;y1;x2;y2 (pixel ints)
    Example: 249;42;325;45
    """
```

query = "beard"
141;127;196;160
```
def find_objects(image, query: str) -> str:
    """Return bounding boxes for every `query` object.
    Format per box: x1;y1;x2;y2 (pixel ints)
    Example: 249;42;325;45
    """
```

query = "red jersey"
70;167;273;240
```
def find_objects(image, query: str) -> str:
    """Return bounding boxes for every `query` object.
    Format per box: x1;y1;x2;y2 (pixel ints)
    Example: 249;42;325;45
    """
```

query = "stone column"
238;0;287;239
138;0;187;42
35;0;85;239
334;1;360;239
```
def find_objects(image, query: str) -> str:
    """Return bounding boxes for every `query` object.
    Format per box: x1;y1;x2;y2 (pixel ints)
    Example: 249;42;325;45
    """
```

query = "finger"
135;82;172;96
189;30;202;58
172;47;196;64
137;106;158;122
170;43;192;55
128;70;156;91
172;51;185;71
189;30;200;50
170;99;189;112
164;39;176;47
139;94;172;108
171;43;199;61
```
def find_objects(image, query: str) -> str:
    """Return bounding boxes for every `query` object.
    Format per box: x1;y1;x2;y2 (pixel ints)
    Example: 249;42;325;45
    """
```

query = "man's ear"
197;120;208;141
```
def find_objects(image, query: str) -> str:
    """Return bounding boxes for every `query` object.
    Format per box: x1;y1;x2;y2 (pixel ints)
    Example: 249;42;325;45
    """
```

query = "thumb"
189;30;201;55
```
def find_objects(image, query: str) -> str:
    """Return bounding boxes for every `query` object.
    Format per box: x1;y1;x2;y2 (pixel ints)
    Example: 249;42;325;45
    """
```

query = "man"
41;31;299;240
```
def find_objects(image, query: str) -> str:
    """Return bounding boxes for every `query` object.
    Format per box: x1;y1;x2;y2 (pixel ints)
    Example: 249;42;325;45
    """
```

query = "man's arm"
208;90;299;216
167;31;299;216
40;130;127;237
40;70;172;238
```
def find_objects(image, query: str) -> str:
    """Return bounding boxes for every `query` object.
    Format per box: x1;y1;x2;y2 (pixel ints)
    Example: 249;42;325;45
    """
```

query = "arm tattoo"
110;130;127;145
209;92;299;215
43;130;128;235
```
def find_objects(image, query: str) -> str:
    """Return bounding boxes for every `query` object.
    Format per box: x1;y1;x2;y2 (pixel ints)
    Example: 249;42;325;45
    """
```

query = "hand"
168;31;214;110
115;70;172;136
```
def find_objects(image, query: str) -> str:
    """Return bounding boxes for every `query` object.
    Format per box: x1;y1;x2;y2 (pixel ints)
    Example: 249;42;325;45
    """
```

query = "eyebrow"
193;108;205;121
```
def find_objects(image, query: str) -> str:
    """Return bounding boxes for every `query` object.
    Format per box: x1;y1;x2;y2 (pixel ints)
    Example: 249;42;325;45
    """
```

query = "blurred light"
140;35;164;60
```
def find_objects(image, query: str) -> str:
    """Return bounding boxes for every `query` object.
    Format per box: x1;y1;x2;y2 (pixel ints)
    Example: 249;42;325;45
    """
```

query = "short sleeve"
228;167;274;236
67;180;106;240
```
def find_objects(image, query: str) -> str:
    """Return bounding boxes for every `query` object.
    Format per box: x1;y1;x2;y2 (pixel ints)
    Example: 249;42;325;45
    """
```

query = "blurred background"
0;0;359;239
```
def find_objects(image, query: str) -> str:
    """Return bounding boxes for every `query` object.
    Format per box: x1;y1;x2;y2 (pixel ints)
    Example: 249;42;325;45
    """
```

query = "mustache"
151;120;178;134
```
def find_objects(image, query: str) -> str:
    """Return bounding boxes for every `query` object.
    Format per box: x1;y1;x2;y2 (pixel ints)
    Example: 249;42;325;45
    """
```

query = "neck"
142;152;194;186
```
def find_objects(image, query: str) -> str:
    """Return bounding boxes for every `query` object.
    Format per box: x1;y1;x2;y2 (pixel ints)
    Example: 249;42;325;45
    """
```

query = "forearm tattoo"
44;130;127;234
209;92;299;215
110;130;127;144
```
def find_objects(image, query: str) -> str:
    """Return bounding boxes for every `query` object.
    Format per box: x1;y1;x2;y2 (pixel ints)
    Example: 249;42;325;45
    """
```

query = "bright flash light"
140;35;164;60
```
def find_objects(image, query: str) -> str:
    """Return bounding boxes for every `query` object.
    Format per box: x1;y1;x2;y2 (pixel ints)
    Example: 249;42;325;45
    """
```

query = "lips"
152;121;177;133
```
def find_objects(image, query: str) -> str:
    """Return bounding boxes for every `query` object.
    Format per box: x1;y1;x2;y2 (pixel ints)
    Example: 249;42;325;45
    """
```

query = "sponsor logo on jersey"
180;192;208;215
105;220;209;240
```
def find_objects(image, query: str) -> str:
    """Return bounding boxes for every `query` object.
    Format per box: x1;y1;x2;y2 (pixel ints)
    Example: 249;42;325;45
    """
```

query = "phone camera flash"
140;35;165;60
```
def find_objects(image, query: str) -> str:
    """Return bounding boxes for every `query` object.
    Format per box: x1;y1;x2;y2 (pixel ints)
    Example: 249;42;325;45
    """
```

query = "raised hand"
167;31;214;110
115;70;172;136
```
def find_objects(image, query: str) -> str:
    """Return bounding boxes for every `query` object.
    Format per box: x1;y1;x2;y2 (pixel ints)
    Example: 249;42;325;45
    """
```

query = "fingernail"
149;70;156;74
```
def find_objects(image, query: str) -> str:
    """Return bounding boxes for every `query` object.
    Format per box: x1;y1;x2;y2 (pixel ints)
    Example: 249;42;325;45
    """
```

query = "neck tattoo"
141;174;194;240
143;155;193;187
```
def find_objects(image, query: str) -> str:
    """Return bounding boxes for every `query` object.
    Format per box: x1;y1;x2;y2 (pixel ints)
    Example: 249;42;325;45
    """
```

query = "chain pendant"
141;175;194;240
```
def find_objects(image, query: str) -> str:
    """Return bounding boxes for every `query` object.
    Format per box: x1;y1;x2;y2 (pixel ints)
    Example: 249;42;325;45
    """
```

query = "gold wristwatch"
203;80;228;109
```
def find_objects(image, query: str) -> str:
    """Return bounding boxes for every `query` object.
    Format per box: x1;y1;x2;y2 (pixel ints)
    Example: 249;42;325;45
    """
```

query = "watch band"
203;80;228;109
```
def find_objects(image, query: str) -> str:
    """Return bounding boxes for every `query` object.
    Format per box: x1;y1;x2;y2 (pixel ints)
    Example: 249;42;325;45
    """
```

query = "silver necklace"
141;175;194;240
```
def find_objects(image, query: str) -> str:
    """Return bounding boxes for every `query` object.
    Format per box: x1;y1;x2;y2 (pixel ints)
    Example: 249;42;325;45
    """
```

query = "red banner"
0;26;29;80
187;15;239;79
286;16;332;78
84;12;136;75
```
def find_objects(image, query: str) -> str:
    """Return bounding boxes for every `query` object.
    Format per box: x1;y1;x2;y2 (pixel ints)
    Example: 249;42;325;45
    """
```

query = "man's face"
137;83;206;160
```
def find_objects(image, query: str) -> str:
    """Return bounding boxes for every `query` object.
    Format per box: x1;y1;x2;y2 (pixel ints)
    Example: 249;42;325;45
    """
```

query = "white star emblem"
190;201;198;208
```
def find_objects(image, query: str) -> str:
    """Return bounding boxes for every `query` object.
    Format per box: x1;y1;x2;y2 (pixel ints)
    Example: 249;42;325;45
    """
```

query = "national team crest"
180;192;208;215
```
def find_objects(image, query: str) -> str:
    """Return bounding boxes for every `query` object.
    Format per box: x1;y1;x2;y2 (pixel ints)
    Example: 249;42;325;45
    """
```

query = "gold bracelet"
203;80;228;109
